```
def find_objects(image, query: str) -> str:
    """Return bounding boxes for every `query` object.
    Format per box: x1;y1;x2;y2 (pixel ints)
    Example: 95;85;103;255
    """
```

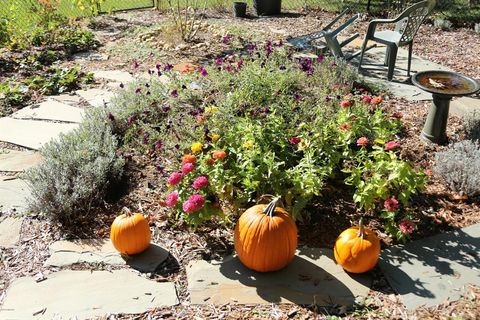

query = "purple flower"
135;88;142;94
132;60;139;69
298;58;314;76
199;67;208;77
192;176;209;189
317;55;324;63
143;132;150;144
215;57;224;65
237;59;244;69
156;63;162;70
265;41;273;57
155;164;164;172
162;105;170;113
165;192;179;207
107;112;115;121
293;93;302;103
171;90;178;98
155;139;163;150
119;83;124;88
275;39;283;47
157;70;162;77
164;63;173;71
325;95;331;102
222;35;230;44
167;172;182;186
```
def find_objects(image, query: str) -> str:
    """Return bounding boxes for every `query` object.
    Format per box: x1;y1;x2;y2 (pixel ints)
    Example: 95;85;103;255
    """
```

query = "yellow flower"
205;106;218;114
242;140;254;149
191;142;203;153
211;134;220;142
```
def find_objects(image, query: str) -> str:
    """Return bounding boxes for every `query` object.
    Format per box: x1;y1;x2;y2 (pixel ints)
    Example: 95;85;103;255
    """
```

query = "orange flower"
196;115;206;125
370;96;383;105
339;123;352;131
206;158;216;166
182;154;197;164
212;150;227;159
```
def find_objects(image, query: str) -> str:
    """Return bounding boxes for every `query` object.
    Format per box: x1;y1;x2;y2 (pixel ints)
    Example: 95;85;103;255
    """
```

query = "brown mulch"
1;8;480;319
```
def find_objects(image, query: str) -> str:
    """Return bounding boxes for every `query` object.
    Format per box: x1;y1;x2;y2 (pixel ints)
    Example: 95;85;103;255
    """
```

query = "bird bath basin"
412;70;480;144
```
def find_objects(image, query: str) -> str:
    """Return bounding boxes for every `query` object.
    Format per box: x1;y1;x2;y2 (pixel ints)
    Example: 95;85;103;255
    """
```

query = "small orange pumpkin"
110;208;151;255
334;218;381;273
234;197;298;272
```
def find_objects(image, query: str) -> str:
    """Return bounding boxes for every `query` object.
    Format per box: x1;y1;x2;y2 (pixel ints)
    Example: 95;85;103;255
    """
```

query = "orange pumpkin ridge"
110;207;151;255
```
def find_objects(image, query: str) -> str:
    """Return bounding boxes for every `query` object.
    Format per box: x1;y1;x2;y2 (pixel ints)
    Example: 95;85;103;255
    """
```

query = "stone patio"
0;149;42;172
187;247;371;306
11;100;84;123
0;177;30;213
0;217;23;248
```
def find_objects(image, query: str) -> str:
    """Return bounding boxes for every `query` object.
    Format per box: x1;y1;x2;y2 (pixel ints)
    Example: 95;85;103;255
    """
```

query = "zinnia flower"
193;176;209;189
211;134;220;142
362;95;372;104
339;123;352;131
289;136;301;145
384;197;399;212
340;100;352;108
165;192;179;207
182;154;197;164
243;140;254;148
356;137;369;147
182;194;206;213
212;150;227;159
385;141;399;151
191;142;203;153
167;172;182;186
399;220;416;234
204;106;218;114
371;96;383;105
181;163;195;175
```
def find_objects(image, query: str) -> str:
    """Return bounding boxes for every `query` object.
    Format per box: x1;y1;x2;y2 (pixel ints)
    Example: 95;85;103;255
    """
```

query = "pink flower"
182;194;205;213
167;172;182;186
165;192;179;207
340;100;352;108
371;96;383;105
399;220;416;234
384;197;399;212
362;95;372;104
289;136;301;145
385;141;399;151
181;163;195;175
192;176;209;189
356;137;369;147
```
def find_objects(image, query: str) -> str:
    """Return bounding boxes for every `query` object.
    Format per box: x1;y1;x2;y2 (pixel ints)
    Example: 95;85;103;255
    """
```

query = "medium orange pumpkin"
110;208;151;255
334;218;381;273
234;197;298;272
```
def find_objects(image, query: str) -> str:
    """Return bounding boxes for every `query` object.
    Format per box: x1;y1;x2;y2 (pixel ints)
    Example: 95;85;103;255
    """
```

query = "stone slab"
0;178;30;213
378;223;480;310
49;94;82;106
0;269;178;319
93;70;134;83
0;117;78;150
187;247;371;306
0;149;42;172
12;100;84;123
72;51;108;61
350;47;453;101
76;88;115;108
0;217;23;248
450;97;480;117
45;239;169;272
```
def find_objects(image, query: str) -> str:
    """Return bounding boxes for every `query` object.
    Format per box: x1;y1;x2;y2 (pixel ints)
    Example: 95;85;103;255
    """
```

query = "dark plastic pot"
233;2;247;18
253;0;281;16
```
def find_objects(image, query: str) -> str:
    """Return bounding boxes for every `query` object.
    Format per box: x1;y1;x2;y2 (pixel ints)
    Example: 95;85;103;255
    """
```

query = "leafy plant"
166;0;207;42
74;0;105;16
434;140;480;197
27;66;93;95
24;108;124;226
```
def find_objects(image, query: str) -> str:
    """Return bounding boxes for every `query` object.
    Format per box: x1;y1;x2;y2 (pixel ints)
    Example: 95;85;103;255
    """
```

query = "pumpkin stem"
121;207;132;217
262;196;281;218
358;218;365;238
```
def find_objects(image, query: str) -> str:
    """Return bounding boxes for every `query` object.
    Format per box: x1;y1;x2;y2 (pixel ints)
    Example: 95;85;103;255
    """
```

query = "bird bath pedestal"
412;70;480;144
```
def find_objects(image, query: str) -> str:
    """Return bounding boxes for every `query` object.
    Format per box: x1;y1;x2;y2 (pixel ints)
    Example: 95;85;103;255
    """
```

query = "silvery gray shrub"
24;108;124;225
434;140;480;197
433;18;453;31
464;111;480;141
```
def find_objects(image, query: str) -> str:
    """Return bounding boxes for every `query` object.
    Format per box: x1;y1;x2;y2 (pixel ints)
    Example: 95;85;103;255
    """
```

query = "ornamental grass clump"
24;108;124;226
434;140;480;197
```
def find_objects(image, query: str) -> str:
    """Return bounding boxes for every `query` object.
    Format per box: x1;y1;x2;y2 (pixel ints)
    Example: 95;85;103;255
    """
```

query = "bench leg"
387;44;398;81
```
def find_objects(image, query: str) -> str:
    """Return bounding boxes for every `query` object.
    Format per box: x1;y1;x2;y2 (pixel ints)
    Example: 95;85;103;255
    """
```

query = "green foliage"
0;17;10;46
0;83;29;116
23;108;124;226
26;66;93;95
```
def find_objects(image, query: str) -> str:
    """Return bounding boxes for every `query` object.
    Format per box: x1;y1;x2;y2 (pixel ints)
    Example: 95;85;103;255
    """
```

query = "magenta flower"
385;141;399;151
215;57;224;65
107;112;115;121
171;90;178;98
143;132;149;145
167;172;182;186
155;139;163;150
289;136;301;145
384;197;399;212
222;35;230;44
164;63;173;71
362;95;372;104
199;67;208;77
181;163;195;175
132;60;139;69
182;194;206;213
192;176;209;189
399;220;416;234
317;54;324;63
165;192;179;207
356;137;369;147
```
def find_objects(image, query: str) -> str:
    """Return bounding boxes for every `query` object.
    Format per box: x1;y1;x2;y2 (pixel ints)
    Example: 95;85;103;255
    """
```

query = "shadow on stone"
125;243;170;273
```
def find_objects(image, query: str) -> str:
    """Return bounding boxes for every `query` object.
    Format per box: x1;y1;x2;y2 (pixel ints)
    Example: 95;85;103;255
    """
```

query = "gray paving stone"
0;149;42;172
76;88;115;108
0;217;23;248
450;97;480;117
0;177;30;213
72;51;109;61
93;70;134;83
187;247;371;306
0;269;178;319
0;117;78;150
350;47;453;101
45;239;169;272
49;94;82;106
378;223;480;310
12;100;84;123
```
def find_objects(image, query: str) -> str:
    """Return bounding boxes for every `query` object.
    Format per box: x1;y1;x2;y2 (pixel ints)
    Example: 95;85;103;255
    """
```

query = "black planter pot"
233;2;247;18
254;0;281;16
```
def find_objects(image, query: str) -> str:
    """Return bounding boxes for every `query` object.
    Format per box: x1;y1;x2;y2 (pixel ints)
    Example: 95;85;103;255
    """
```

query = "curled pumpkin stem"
358;217;365;238
121;207;132;216
262;196;281;218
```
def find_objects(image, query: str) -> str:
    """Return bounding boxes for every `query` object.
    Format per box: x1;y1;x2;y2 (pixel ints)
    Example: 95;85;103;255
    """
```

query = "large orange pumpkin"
334;218;381;273
110;208;151;255
234;197;298;272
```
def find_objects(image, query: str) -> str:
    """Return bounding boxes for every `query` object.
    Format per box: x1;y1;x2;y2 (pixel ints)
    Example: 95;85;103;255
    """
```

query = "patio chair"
357;0;436;81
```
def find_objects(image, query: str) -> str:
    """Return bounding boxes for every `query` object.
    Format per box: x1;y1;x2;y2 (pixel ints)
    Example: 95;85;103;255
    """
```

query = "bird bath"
412;70;480;144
